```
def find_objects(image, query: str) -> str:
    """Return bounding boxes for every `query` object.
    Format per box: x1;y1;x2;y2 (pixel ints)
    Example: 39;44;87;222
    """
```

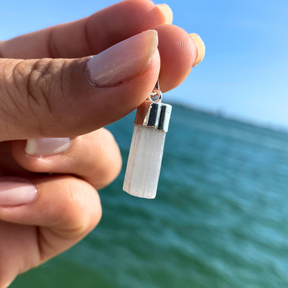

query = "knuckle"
58;177;102;235
80;129;122;189
25;59;65;117
99;129;122;186
0;58;67;136
0;60;28;129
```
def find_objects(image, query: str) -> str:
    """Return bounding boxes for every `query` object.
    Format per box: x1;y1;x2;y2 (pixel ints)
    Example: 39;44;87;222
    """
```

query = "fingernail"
0;178;37;206
25;138;71;156
156;4;173;24
190;33;205;67
86;30;158;87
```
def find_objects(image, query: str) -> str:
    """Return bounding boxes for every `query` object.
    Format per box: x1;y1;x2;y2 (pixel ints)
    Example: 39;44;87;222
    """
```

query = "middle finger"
11;129;122;190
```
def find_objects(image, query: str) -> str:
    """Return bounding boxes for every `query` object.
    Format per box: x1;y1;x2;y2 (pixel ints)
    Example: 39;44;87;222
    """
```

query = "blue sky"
0;0;288;127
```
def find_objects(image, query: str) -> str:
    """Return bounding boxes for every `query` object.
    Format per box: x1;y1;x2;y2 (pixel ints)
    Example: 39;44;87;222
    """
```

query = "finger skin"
0;221;39;288
0;175;102;287
156;25;197;92
0;24;197;140
11;129;122;189
0;176;102;261
0;0;165;59
0;51;160;141
0;2;197;93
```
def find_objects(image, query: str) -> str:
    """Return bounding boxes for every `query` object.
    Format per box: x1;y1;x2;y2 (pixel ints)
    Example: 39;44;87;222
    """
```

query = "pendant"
123;81;172;199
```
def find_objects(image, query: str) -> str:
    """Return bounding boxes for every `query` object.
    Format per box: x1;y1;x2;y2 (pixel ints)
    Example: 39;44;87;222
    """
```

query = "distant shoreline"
167;101;288;135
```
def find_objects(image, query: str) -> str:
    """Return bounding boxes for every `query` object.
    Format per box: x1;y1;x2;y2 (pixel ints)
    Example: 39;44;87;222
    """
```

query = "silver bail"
134;82;172;133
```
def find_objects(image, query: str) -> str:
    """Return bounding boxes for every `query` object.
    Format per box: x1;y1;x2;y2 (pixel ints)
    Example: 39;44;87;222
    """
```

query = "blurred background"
2;0;288;287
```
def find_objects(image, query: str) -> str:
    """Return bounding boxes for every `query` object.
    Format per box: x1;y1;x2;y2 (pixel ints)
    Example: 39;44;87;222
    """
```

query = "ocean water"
11;105;288;288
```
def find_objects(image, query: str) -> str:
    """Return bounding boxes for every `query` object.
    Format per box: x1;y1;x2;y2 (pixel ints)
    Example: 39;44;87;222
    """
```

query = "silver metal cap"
134;100;172;133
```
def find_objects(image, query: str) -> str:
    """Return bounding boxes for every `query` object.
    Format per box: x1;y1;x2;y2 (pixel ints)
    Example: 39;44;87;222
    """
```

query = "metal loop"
148;89;162;102
148;80;162;102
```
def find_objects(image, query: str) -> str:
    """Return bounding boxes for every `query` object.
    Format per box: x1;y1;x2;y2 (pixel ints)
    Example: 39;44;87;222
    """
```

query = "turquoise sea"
11;105;288;288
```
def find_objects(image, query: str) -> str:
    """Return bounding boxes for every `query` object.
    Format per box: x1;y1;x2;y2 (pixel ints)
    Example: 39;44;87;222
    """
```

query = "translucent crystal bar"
123;125;166;199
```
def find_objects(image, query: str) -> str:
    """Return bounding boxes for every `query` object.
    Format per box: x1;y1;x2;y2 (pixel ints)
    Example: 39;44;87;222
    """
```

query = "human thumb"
0;30;159;141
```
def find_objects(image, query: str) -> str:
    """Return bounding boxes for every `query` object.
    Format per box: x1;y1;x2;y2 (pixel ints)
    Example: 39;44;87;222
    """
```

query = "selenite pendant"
123;84;172;199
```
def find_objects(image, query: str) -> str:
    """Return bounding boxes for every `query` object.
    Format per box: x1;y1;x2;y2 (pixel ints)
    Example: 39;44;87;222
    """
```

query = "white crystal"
123;125;166;199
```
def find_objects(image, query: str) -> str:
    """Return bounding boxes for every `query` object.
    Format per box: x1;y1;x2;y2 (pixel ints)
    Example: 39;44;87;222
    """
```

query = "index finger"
0;0;170;59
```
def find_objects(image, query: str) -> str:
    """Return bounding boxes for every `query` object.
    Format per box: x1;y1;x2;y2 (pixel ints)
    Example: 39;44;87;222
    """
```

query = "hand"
0;0;204;287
